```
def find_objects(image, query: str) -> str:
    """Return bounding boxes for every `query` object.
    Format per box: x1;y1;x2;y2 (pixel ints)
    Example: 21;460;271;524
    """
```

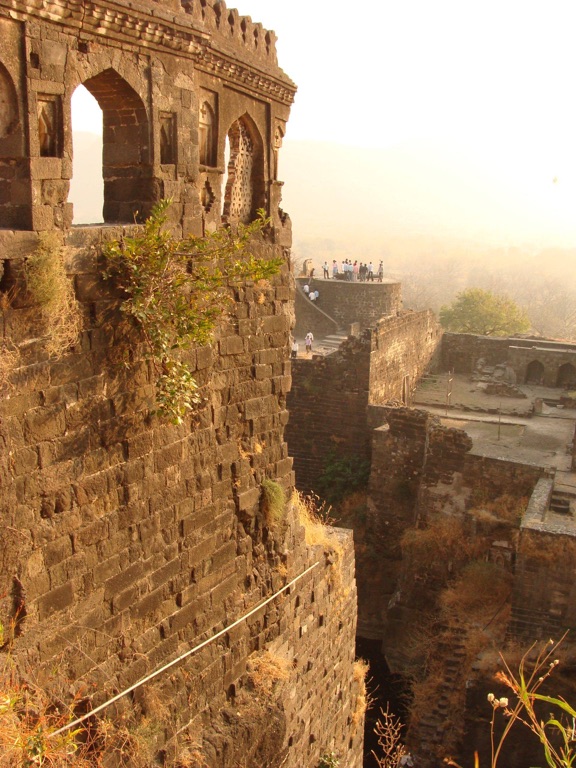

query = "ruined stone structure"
287;304;576;764
443;332;576;387
286;281;442;494
0;3;364;766
294;275;403;337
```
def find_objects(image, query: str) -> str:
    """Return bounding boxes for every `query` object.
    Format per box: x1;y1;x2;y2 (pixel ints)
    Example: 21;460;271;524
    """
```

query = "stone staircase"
315;330;349;354
408;622;470;766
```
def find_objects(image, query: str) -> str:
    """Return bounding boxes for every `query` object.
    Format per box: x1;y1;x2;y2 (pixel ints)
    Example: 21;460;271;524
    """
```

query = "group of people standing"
323;260;384;282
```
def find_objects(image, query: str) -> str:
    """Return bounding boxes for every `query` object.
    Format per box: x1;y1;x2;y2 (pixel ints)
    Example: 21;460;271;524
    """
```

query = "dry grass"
440;561;511;618
0;657;92;768
469;493;528;527
247;650;290;697
0;339;19;392
352;658;370;730
293;491;336;549
260;479;286;528
519;529;576;567
26;232;82;357
0;656;182;767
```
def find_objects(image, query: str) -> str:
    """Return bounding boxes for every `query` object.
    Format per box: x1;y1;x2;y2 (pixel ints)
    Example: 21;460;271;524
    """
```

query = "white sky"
71;0;576;245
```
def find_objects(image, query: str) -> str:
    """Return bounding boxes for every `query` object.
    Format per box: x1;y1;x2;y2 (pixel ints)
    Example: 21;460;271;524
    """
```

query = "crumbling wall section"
286;336;372;495
368;310;443;405
441;333;576;388
511;478;576;641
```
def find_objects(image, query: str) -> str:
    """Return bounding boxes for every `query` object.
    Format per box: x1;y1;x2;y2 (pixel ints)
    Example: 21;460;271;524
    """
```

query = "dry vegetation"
25;232;81;357
0;654;195;767
398;497;525;760
351;659;370;731
247;650;290;697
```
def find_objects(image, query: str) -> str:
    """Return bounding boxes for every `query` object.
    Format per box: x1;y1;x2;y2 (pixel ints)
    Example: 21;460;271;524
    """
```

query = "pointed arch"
199;101;216;167
78;68;153;223
222;113;264;225
525;359;544;385
557;362;576;388
0;62;19;139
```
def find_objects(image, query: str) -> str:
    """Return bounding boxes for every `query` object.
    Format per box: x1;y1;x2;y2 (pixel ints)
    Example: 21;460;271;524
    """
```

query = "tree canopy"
439;288;530;336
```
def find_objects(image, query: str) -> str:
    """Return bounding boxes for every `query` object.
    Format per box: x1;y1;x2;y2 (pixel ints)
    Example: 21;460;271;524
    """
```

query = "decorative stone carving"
224;119;254;223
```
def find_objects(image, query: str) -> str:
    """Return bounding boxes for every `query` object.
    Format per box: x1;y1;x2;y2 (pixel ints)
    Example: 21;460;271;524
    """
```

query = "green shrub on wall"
104;200;282;424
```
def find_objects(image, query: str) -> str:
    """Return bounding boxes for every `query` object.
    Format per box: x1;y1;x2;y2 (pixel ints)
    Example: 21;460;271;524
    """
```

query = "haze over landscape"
71;0;576;329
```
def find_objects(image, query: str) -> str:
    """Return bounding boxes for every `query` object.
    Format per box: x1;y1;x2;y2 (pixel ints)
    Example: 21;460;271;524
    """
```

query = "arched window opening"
525;359;544;386
557;362;576;389
0;63;18;139
221;115;264;225
71;85;103;224
38;95;62;157
160;112;176;165
273;126;284;180
199;101;216;166
73;68;152;224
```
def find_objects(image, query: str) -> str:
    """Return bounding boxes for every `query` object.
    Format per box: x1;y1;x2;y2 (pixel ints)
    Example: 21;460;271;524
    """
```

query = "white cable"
48;561;319;738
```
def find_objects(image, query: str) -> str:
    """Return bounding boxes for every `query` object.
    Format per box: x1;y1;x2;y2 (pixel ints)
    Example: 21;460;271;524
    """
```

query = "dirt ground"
413;372;576;473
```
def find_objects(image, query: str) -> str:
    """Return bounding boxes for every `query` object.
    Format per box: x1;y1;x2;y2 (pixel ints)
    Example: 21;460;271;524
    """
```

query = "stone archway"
557;362;576;389
0;62;19;139
79;68;153;223
525;360;544;385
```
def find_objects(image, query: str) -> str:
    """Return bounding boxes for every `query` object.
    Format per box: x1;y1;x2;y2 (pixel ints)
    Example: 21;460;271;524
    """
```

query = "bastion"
0;2;363;765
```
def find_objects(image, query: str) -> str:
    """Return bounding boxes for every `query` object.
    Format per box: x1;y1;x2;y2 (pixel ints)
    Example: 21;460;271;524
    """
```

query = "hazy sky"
72;0;576;245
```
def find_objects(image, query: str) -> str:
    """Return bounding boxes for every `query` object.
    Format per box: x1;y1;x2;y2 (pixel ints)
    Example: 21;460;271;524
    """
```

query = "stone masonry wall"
511;478;576;641
0;226;362;767
295;276;402;332
286;311;442;497
0;2;362;765
286;336;372;495
368;310;443;405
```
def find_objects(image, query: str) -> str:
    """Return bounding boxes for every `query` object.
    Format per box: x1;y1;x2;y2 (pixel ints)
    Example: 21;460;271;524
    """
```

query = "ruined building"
0;2;364;765
288;278;576;765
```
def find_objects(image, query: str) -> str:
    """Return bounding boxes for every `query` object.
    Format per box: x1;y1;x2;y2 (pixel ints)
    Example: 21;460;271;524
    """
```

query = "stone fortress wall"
294;275;402;336
0;3;363;766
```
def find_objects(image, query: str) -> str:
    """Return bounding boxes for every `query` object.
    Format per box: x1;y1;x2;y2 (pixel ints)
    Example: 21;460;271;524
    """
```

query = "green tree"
439;288;530;336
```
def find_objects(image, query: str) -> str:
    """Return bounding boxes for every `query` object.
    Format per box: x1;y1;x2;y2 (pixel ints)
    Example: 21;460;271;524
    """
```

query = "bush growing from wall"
104;200;282;424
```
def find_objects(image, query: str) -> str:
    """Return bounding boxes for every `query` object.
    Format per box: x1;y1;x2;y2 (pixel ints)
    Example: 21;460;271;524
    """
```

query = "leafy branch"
104;200;282;423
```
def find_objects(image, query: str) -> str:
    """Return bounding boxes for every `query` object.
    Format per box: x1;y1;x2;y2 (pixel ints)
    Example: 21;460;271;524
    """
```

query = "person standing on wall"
323;261;329;279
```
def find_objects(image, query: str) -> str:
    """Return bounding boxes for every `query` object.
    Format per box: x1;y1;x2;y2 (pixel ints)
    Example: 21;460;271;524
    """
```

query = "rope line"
48;561;319;738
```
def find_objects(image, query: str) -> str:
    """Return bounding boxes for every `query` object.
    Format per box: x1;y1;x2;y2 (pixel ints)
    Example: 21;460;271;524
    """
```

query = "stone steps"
315;332;348;353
